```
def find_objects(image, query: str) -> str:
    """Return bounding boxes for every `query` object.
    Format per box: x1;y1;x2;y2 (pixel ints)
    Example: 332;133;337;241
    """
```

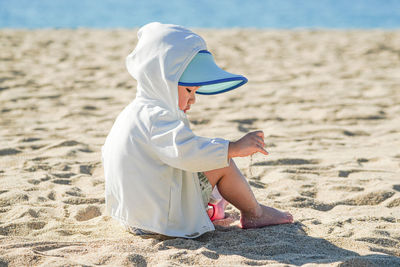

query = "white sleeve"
149;111;229;172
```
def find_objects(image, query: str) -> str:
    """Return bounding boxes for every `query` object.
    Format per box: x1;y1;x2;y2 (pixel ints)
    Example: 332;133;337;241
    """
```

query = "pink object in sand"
207;200;227;221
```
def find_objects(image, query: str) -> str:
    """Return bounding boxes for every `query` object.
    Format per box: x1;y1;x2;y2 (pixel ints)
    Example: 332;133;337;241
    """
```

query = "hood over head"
126;22;206;115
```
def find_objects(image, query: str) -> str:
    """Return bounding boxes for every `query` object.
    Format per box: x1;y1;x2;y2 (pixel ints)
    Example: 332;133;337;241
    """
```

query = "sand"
0;28;399;266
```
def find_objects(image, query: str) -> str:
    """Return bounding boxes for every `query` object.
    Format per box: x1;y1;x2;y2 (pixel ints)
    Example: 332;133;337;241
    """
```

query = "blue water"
1;0;400;29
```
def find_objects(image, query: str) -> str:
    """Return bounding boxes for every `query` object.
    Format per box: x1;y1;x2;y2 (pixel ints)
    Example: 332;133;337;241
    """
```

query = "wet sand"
0;28;399;266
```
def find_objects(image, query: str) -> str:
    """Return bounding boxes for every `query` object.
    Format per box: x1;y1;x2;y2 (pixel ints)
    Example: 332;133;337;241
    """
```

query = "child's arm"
149;110;230;172
228;131;268;158
149;111;268;172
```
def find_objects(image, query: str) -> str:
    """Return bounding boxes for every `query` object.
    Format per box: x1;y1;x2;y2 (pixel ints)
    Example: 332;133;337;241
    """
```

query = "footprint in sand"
254;158;319;166
248;180;267;189
189;119;210;125
300;188;317;198
337;190;395;206
293;190;396;211
21;137;42;142
52;172;76;178
50;172;76;185
27;179;41;185
79;164;94;175
229;118;259;133
289;196;334;211
47;191;56;200
330;186;364;192
0;221;46;236
124;254;147;267
338;170;354;177
65;187;85;197
386;198;400;208
49;140;81;148
74;205;101;221
82;105;97;110
52;179;71;185
0;148;21;156
44;140;94;154
63;197;104;205
356;237;399;249
342;130;370;137
0;192;29;206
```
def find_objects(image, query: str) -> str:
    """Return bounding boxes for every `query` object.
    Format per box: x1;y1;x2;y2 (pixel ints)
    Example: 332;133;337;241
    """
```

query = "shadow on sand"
150;222;400;266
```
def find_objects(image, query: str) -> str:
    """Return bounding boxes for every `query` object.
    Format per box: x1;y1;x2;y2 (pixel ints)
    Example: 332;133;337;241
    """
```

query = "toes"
284;211;294;222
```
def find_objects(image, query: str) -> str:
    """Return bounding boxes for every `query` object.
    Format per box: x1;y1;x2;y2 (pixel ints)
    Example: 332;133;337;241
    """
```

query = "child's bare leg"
204;159;293;228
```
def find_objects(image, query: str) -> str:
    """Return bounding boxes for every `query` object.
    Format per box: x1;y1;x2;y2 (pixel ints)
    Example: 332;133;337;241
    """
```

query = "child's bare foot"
239;204;293;229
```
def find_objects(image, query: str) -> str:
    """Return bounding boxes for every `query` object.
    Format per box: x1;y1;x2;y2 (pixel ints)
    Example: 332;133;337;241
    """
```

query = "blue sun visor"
178;50;248;95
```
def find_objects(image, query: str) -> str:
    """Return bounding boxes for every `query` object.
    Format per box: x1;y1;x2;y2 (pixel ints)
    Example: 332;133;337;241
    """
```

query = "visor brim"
178;50;247;95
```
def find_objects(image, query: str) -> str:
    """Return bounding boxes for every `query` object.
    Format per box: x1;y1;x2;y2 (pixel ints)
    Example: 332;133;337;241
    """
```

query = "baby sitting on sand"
102;22;293;238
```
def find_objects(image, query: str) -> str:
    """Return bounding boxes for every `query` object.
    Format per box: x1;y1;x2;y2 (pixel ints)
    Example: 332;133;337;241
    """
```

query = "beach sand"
0;28;399;266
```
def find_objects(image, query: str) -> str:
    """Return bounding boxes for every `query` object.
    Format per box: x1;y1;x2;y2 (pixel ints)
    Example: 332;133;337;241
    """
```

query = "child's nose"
189;95;196;104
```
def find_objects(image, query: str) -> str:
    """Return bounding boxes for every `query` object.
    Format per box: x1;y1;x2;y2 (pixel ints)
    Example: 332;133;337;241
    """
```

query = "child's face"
178;85;200;113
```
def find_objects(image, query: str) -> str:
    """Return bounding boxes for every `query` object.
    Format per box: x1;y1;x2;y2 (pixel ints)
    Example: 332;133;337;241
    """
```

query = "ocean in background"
1;0;400;29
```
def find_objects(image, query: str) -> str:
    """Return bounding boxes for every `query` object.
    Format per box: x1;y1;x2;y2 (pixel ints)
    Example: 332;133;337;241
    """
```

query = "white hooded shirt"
102;22;230;238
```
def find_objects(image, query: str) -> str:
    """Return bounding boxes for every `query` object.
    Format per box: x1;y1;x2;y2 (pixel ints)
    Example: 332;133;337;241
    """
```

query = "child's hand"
228;131;269;158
